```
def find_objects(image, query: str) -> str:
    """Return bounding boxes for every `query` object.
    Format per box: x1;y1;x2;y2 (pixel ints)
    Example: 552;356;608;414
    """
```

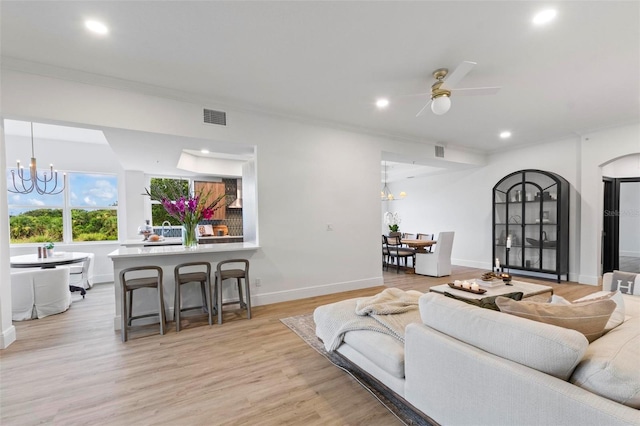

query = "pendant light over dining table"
7;122;66;195
381;161;407;201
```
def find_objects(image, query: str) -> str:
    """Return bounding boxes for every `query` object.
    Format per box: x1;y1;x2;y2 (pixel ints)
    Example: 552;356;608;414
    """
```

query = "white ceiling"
1;1;639;156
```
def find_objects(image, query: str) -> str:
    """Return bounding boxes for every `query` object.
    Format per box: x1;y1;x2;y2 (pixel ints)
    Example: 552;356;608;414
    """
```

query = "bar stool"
174;262;213;331
215;259;251;324
119;266;166;342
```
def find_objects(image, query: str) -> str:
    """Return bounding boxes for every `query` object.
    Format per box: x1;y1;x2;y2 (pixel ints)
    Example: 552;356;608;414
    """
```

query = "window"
149;177;189;226
69;173;118;241
8;172;118;244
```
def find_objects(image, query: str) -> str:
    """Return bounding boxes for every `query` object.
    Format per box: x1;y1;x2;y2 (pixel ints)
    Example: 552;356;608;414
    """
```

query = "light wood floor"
1;266;601;425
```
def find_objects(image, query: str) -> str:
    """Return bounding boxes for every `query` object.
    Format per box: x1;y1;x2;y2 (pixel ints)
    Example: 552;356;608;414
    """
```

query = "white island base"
108;242;260;331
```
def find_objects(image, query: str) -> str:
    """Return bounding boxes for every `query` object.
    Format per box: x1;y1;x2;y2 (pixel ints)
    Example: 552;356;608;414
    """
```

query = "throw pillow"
611;270;638;295
444;291;524;311
549;291;625;333
496;297;616;342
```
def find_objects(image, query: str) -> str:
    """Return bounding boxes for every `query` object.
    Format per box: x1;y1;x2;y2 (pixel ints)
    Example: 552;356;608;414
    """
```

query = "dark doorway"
602;177;640;274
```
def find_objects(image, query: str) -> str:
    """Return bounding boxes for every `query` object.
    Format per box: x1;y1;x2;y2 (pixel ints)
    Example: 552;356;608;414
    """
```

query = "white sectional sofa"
314;273;640;425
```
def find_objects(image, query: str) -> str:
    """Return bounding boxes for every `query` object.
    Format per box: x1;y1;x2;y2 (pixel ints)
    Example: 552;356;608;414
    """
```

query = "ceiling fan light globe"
431;96;451;115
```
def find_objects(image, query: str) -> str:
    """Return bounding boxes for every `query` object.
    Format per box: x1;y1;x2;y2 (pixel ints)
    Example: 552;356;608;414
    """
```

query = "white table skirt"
10;267;72;320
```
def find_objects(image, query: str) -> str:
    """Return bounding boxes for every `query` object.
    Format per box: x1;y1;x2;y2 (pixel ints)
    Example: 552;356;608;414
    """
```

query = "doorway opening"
602;177;640;273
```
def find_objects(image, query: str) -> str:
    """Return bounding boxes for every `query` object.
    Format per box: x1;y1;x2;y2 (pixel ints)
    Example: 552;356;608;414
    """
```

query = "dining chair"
68;253;94;298
415;232;455;277
417;233;435;252
401;233;416;249
382;235;390;268
383;235;415;273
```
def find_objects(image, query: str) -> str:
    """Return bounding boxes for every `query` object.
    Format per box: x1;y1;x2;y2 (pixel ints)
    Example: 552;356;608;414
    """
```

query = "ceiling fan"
416;61;501;116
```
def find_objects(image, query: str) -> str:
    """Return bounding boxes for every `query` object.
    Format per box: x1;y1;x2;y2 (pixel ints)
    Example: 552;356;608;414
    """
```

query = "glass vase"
182;223;198;248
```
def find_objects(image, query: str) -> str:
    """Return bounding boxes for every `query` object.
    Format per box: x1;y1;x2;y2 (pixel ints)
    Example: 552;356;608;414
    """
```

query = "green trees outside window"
149;177;189;226
9;209;63;243
8;172;118;244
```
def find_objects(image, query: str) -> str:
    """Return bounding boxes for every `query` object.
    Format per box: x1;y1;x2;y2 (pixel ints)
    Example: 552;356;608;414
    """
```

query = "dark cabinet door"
493;170;569;282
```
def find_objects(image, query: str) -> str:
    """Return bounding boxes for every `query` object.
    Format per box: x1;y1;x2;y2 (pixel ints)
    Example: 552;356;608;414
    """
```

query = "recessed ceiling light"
376;98;390;109
532;9;557;25
500;131;512;139
85;20;109;35
200;149;210;154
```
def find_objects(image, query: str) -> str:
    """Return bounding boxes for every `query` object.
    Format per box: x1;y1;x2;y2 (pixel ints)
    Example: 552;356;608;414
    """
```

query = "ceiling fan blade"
451;86;501;96
415;99;433;117
441;61;476;90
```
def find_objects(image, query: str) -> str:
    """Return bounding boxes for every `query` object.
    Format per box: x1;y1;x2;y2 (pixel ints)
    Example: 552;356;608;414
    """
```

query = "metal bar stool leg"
244;269;251;320
121;277;128;343
217;272;223;324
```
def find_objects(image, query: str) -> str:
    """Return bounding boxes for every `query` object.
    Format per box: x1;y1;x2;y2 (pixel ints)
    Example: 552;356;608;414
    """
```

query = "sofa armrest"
404;323;639;426
603;272;613;291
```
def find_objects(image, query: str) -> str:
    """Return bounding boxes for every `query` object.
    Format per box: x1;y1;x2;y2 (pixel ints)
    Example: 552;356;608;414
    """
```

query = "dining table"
10;252;89;269
401;239;436;253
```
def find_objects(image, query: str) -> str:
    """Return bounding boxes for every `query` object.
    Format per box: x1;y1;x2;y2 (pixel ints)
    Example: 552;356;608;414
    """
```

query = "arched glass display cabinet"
493;169;569;282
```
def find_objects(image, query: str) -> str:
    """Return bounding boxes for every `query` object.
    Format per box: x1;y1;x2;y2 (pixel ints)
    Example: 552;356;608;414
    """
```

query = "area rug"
280;313;436;426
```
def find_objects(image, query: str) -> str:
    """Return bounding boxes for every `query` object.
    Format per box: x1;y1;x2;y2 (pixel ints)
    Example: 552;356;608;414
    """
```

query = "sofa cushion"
444;291;523;311
420;293;588;380
343;330;405;378
554;291;625;332
496;297;615;343
610;270;638;295
570;317;640;408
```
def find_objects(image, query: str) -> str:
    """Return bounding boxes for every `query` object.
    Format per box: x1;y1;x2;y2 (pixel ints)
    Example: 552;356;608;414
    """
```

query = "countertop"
120;237;184;247
109;242;259;259
121;235;243;247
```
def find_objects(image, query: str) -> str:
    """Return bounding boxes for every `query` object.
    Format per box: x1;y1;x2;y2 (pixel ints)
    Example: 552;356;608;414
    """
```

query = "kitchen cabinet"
194;181;226;220
492;169;570;282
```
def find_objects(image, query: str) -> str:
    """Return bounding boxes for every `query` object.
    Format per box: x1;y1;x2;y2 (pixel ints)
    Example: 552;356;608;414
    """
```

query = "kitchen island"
108;242;259;331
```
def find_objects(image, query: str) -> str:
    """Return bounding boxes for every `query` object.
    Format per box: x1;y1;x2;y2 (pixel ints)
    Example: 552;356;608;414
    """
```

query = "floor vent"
435;145;445;158
203;108;227;126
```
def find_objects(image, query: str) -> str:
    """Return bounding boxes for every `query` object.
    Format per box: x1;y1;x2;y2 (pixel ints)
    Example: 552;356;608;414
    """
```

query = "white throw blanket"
314;288;422;351
355;287;422;315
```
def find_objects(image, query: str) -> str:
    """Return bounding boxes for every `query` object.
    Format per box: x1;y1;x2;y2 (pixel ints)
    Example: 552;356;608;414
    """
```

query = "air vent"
203;108;226;126
435;145;445;158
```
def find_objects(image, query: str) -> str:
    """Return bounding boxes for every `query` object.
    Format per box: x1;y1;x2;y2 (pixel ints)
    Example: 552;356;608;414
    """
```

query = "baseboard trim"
453;259;491;270
93;274;113;285
252;276;384;306
620;251;640;257
578;274;599;286
0;325;17;349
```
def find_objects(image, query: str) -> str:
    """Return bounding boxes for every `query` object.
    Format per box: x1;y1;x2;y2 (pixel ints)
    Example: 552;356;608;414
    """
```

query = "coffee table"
429;280;553;300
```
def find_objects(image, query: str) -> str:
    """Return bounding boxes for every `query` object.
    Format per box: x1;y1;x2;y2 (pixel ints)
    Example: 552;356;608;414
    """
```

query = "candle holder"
502;247;512;284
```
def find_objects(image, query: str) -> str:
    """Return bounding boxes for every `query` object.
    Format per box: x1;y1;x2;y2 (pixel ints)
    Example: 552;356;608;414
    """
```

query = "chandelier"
7;122;66;195
381;161;406;201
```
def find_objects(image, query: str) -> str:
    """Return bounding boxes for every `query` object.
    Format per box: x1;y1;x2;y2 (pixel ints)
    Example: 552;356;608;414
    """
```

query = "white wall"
2;69;480;310
389;137;581;278
579;124;640;284
2;67;638;333
0;120;17;348
389;126;640;285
